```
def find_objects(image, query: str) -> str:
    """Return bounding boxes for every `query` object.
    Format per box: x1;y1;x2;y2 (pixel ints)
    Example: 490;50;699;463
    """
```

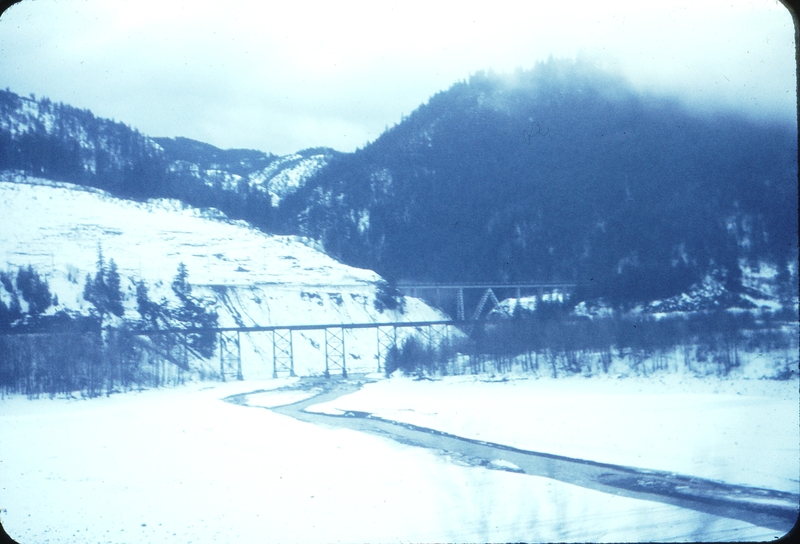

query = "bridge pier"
219;330;242;381
272;329;295;378
424;323;449;351
324;327;347;378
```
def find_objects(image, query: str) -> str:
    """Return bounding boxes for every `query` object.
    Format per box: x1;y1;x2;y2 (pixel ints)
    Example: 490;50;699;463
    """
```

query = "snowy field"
309;373;800;494
0;377;794;543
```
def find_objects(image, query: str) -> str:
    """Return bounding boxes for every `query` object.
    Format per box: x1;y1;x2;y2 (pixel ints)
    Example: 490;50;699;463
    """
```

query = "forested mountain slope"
278;59;798;307
2;58;796;310
0;89;334;231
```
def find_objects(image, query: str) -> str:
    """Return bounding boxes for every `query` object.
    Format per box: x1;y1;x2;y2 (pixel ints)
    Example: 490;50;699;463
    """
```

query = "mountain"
0;173;446;378
0;89;334;231
152;136;338;207
2;61;796;312
0;89;164;197
277;59;798;307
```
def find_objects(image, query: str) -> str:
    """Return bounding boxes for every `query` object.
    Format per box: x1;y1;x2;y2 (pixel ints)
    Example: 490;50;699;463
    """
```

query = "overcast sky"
0;0;795;155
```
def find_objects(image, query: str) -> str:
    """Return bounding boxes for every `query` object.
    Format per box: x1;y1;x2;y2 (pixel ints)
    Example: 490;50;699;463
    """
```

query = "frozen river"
1;374;796;542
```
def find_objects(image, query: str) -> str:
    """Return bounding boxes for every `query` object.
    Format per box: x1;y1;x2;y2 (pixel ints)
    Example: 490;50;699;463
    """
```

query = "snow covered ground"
0;379;788;543
248;152;330;206
0;172;796;542
308;373;800;496
0;174;448;376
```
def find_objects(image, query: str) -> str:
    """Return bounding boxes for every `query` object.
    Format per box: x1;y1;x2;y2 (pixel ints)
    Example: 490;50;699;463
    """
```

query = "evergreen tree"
135;279;153;325
94;247;106;296
105;259;124;317
83;248;125;321
15;265;52;317
135;278;168;329
82;272;94;307
170;262;218;357
171;262;191;301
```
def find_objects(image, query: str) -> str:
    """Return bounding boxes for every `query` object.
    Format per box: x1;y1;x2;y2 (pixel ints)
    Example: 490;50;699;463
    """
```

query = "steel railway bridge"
191;281;575;380
133;319;465;381
5;282;574;382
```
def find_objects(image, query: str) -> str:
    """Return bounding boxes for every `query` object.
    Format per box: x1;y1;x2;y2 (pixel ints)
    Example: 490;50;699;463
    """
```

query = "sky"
0;0;796;155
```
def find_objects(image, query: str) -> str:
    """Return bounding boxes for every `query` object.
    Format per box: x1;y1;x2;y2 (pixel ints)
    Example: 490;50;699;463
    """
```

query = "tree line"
384;299;798;380
0;89;277;233
0;253;219;398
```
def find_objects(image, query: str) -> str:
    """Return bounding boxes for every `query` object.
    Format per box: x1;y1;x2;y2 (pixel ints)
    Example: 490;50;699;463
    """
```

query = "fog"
0;0;795;154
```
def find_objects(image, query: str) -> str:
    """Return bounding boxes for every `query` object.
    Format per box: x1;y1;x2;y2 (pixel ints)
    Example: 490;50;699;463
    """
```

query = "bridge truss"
397;282;576;321
127;320;466;380
7;283;575;381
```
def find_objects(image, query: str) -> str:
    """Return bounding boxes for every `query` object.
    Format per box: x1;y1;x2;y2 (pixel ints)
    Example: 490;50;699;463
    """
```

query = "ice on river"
308;373;800;494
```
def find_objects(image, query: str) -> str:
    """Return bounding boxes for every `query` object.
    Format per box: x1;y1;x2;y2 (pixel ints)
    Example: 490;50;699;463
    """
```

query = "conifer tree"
135;278;168;329
170;262;218;357
171;262;191;302
93;247;106;298
135;279;153;325
15;265;52;317
105;259;124;317
82;272;94;307
83;248;125;321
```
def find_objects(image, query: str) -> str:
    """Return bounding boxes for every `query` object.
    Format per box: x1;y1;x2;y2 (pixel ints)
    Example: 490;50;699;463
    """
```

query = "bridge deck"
131;319;467;336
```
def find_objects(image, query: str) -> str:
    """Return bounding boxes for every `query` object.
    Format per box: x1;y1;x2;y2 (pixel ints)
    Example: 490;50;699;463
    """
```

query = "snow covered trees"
14;265;54;317
133;262;219;357
169;262;218;358
135;278;165;328
0;266;54;328
83;248;124;321
0;254;222;398
373;280;405;314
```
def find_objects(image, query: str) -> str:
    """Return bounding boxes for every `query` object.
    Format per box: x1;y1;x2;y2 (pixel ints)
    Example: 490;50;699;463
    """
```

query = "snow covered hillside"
248;151;331;206
158;140;333;207
0;172;446;377
0;92;163;180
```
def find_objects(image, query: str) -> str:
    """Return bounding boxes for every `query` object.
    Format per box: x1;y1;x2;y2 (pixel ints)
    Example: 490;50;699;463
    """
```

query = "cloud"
0;0;794;154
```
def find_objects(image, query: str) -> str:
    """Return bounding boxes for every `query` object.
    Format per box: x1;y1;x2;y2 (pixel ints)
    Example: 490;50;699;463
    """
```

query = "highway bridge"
396;282;576;321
